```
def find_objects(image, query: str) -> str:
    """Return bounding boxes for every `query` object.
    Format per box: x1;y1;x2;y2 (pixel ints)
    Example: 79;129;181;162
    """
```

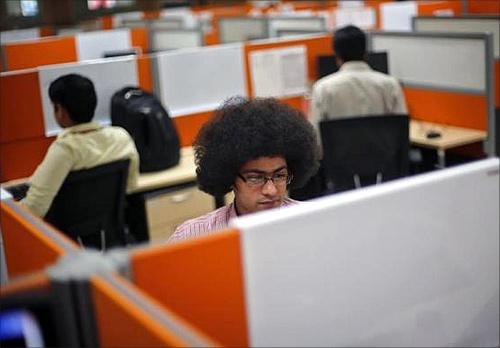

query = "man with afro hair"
168;97;320;242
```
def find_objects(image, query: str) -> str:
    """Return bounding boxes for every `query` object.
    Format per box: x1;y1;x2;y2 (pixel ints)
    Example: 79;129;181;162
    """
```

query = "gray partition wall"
218;16;269;43
412;16;500;58
368;31;495;157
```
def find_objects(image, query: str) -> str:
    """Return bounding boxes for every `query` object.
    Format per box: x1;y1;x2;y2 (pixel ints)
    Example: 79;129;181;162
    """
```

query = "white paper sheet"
250;45;307;98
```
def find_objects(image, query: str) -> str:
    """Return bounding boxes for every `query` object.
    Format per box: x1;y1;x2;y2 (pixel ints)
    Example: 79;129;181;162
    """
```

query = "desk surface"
1;147;197;195
131;147;197;194
410;120;486;150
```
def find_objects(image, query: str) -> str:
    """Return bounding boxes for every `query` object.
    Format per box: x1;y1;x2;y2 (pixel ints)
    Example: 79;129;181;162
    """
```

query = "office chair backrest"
320;114;409;193
44;159;130;250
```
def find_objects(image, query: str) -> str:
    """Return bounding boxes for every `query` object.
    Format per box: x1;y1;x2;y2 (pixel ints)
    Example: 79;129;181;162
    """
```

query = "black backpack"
111;86;180;173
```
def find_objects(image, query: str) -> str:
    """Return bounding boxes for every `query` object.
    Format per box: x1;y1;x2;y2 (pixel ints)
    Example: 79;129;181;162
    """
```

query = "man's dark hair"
194;97;320;196
48;74;97;124
333;25;366;62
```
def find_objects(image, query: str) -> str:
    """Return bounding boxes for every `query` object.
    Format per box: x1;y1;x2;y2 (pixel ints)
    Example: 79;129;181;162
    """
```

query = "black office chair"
44;159;130;251
319;114;409;193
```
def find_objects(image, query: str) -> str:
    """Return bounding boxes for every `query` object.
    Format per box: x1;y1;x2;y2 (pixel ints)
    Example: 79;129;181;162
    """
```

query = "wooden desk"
131;147;196;194
410;120;487;168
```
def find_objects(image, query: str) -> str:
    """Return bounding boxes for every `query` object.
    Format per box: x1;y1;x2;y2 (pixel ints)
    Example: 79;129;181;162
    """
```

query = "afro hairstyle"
194;97;320;196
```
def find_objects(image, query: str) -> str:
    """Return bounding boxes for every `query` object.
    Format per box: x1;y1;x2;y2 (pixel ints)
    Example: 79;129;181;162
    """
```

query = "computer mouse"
426;130;441;139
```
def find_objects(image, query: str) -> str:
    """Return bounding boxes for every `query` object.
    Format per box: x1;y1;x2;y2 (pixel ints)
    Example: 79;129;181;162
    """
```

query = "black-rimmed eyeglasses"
237;172;293;187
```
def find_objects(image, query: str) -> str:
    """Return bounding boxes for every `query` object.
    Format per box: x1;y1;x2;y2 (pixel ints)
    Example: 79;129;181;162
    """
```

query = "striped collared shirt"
168;197;298;243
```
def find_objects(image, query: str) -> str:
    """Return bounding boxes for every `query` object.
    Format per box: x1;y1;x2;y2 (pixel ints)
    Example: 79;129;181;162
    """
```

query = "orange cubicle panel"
0;272;50;297
90;275;221;347
130;229;248;347
2;36;77;71
0;200;78;278
403;87;488;131
0;69;45;143
466;0;500;14
416;0;462;16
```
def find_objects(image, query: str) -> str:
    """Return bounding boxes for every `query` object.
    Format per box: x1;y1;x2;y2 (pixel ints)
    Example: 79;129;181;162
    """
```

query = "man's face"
233;156;290;215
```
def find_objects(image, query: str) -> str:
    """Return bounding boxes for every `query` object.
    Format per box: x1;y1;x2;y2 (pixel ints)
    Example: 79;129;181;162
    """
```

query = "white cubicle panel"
268;16;327;38
150;29;203;51
75;29;132;61
0;27;40;44
334;6;377;30
249;45;307;98
369;32;489;93
233;158;500;347
112;11;143;28
380;1;417;31
412;16;500;59
155;44;247;117
218;17;269;43
39;58;138;136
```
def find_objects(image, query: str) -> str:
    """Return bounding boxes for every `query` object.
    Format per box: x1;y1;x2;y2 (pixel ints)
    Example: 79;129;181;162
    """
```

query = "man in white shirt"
310;25;408;149
21;74;139;217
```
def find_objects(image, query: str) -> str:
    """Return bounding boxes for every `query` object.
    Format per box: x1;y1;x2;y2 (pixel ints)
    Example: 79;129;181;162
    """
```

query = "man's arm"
20;142;74;217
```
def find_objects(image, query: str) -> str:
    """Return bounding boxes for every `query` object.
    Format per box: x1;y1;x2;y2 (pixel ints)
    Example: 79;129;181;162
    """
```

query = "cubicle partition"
380;0;462;31
126;158;500;347
0;27;149;71
368;31;495;156
0;269;220;347
0;197;78;279
0;56;152;182
412;15;500;108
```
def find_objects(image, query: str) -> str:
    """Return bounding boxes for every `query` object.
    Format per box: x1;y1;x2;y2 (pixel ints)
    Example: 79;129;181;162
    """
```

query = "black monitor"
317;51;389;79
103;48;140;59
0;281;93;347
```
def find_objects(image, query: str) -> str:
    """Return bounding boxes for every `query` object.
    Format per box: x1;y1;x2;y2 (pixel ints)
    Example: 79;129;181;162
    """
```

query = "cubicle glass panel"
218;17;269;43
268;16;327;38
369;32;488;93
150;28;203;52
412;16;500;59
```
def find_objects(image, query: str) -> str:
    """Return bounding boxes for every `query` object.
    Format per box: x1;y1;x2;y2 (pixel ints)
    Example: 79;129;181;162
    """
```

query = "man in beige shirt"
310;25;408;150
21;74;139;217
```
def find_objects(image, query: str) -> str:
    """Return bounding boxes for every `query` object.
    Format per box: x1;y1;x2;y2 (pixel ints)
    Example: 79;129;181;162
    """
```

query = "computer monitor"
317;51;389;79
0;282;82;347
102;48;140;58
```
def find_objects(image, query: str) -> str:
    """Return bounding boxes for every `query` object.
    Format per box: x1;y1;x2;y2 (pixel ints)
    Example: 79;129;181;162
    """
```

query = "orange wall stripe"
0;70;45;143
403;87;487;130
244;34;333;96
3;36;77;71
0;272;50;297
136;56;153;92
0;137;55;182
91;276;199;347
0;202;68;278
131;229;248;347
173;110;214;147
417;0;462;15
130;27;149;55
467;0;500;14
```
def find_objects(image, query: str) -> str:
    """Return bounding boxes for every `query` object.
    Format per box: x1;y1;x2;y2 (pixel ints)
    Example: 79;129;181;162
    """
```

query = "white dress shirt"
310;61;408;151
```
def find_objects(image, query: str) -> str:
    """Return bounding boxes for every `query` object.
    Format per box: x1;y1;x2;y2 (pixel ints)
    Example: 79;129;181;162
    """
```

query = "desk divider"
91;274;220;347
1;36;77;71
130;229;248;347
0;199;78;279
369;31;495;155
